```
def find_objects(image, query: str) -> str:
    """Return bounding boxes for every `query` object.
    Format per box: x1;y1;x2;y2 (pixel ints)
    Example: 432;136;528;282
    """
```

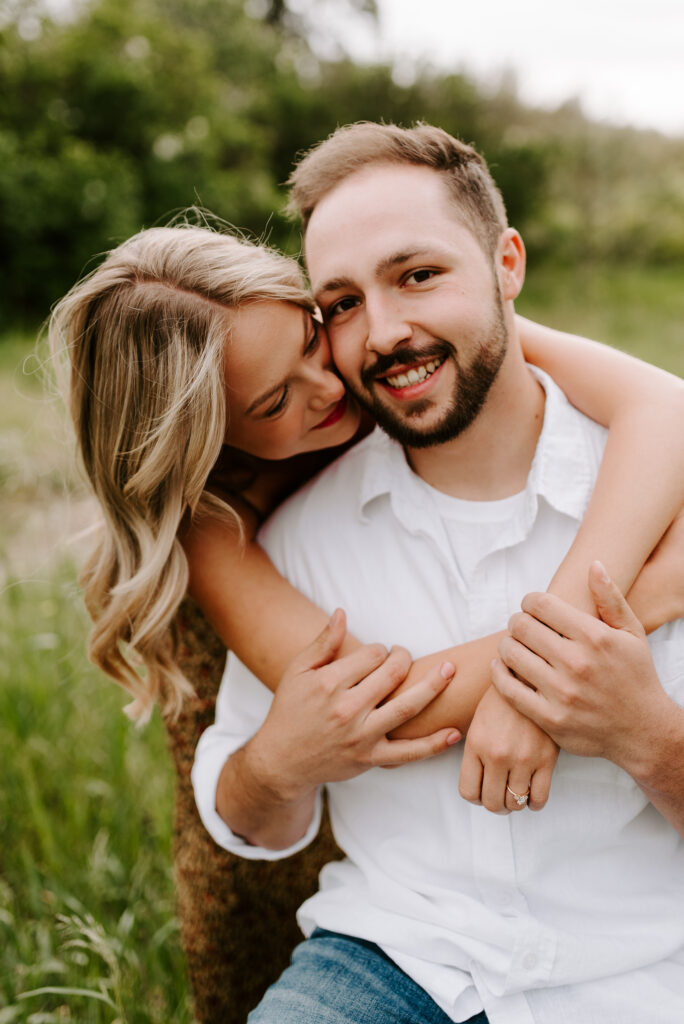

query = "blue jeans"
247;928;489;1024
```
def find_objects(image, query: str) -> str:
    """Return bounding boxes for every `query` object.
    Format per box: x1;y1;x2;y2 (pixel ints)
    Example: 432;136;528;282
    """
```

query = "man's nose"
365;293;412;355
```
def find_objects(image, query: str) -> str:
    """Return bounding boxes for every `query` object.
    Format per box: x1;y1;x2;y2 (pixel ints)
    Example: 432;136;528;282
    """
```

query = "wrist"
244;732;314;805
617;697;684;789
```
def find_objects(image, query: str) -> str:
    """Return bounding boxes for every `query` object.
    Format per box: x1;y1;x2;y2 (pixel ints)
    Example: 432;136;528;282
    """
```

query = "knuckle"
384;659;409;688
522;591;549;618
567;653;592;682
329;702;354;728
507;611;526;637
366;642;388;664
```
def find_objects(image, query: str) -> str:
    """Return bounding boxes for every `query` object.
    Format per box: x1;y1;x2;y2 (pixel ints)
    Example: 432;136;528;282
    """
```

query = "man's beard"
349;304;509;450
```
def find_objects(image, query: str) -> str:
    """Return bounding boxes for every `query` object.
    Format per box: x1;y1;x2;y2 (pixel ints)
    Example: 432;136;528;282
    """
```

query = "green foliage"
2;0;683;329
0;564;191;1021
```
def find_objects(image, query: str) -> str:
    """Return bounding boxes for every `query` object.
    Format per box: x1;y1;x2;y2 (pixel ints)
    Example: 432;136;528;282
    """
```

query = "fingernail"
446;731;461;746
440;661;455;679
491;658;499;669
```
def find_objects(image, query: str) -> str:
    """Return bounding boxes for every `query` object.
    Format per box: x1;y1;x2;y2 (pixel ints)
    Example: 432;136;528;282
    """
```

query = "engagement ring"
506;784;530;807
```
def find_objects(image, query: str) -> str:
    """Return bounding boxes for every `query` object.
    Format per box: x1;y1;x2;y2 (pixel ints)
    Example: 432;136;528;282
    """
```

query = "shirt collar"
358;367;598;530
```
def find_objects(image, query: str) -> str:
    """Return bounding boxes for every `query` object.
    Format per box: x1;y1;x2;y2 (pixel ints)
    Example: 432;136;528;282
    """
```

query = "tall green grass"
0;564;192;1022
0;264;681;1020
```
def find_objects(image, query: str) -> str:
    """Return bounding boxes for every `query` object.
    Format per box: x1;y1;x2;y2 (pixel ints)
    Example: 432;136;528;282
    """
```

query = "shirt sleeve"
191;651;323;860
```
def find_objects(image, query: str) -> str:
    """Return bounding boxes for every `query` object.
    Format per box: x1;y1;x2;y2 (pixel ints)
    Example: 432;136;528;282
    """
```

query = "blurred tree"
1;0;682;327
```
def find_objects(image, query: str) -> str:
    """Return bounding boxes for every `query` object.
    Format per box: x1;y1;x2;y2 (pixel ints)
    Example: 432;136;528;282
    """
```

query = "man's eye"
327;296;359;319
405;269;436;285
265;388;289;417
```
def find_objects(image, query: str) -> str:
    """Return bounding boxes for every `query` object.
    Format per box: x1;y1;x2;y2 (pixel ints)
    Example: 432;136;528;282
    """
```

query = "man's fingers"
356;645;413;707
491;657;545;726
520;591;586;640
588;561;645;637
497;635;554;695
375;727;457;767
291;608;348;673
369;660;455;732
507;610;567;666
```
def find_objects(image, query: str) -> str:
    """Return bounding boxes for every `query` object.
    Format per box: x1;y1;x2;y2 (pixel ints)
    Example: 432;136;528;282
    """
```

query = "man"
193;123;684;1023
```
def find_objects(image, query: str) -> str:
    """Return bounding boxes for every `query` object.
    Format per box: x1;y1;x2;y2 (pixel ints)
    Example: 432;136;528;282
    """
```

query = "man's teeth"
385;358;443;390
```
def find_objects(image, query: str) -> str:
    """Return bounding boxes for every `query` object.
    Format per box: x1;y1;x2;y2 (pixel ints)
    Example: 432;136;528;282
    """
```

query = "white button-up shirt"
193;371;684;1024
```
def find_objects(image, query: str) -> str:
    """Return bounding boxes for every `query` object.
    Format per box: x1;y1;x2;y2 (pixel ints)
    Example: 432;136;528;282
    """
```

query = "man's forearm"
623;702;684;839
216;739;318;851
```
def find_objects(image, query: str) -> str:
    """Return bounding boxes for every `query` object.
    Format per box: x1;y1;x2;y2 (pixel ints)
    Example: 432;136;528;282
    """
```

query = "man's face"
305;164;519;449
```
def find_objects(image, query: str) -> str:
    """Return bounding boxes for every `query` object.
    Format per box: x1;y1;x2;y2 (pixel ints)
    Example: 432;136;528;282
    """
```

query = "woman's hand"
458;685;559;813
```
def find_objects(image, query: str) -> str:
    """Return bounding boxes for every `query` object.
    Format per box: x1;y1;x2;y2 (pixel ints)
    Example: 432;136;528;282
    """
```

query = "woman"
50;220;684;763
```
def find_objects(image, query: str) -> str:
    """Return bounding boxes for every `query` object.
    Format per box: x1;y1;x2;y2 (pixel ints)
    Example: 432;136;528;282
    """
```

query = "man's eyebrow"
315;275;356;299
375;248;435;276
243;309;310;416
315;248;442;299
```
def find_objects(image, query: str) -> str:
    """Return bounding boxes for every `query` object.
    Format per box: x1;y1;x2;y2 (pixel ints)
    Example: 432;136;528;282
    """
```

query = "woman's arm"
518;315;684;613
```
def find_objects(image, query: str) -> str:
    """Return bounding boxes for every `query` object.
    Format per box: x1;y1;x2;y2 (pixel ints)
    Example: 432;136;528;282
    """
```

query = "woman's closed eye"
264;387;289;418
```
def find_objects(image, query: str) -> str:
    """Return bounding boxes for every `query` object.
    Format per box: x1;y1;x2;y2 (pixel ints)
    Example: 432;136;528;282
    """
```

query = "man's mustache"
360;343;451;389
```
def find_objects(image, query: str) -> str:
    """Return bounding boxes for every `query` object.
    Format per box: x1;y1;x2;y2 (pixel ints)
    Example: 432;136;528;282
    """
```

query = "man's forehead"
304;163;473;289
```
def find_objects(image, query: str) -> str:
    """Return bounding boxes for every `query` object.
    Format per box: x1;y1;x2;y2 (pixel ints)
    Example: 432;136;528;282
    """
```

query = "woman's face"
223;300;361;460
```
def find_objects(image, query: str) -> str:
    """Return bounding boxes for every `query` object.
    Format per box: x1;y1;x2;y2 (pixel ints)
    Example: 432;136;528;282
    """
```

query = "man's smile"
379;355;447;398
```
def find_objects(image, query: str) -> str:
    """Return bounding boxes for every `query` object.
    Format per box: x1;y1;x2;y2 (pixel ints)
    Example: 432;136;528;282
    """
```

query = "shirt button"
523;952;537;970
498;890;513;906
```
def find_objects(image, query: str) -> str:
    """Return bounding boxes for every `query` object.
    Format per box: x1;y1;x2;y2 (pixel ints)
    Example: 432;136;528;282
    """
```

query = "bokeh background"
1;0;683;1019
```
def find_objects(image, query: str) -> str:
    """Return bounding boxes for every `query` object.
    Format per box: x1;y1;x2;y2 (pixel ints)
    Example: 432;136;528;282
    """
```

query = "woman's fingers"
458;747;484;806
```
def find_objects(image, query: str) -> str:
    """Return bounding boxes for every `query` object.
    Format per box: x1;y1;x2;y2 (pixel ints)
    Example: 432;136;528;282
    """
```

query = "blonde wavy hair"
50;221;314;721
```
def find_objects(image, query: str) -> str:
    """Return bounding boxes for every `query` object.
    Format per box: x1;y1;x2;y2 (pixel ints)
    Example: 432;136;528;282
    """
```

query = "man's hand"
216;610;459;849
492;562;675;773
458;685;558;814
251;608;459;796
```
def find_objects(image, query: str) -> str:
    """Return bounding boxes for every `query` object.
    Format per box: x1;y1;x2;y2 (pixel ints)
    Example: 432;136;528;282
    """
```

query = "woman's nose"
309;365;345;410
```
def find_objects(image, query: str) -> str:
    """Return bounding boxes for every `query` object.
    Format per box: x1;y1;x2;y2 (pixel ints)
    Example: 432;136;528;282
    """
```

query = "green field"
1;264;682;1021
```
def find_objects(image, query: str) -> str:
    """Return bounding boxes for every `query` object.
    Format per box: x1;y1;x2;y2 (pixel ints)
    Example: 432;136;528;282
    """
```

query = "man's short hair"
287;121;508;257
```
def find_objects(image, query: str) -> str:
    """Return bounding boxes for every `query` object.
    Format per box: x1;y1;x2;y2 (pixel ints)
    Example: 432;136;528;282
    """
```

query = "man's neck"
406;342;546;501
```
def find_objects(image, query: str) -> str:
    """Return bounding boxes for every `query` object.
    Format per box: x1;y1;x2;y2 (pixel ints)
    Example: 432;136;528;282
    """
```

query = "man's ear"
497;228;526;301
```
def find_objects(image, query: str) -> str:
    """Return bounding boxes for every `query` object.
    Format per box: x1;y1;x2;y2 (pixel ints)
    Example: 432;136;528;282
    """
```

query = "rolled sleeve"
191;651;323;860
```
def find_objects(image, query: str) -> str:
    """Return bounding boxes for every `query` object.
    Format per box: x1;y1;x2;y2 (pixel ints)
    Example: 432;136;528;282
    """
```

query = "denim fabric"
247;928;489;1024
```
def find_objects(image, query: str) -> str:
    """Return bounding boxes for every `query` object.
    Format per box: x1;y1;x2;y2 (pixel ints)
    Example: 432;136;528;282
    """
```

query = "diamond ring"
506;784;530;807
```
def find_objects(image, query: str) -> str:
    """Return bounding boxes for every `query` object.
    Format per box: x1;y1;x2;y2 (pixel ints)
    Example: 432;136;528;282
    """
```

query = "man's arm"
211;611;460;851
492;561;684;836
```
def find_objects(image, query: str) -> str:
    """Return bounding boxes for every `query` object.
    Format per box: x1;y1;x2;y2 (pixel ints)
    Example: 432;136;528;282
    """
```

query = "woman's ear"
497;228;526;301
